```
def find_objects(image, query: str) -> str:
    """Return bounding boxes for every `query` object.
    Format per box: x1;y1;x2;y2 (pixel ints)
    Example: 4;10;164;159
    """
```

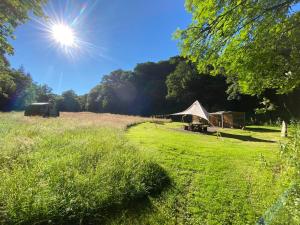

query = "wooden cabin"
24;103;59;117
209;111;245;128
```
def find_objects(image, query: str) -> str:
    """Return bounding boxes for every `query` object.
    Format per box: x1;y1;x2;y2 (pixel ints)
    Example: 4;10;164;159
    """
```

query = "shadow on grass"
88;196;154;225
61;164;171;225
125;120;167;130
245;127;280;133
171;128;275;143
125;121;146;130
86;177;171;225
219;132;276;143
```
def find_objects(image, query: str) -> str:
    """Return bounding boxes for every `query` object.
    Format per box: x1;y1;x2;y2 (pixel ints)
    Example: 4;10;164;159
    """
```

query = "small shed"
209;111;245;128
24;103;59;117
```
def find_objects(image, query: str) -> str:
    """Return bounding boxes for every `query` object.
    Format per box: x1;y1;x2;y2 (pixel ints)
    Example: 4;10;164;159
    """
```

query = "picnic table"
184;123;209;133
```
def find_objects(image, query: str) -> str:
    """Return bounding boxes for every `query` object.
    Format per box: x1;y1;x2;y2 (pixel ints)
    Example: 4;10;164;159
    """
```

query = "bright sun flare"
51;24;75;47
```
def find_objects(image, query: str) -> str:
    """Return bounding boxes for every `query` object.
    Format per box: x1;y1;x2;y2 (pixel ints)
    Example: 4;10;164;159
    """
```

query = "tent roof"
210;111;232;115
31;103;50;105
171;101;210;121
210;111;245;115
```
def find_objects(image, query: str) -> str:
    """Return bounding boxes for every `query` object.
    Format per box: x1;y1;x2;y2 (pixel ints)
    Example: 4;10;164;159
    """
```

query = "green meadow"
1;1;299;224
0;113;291;224
125;122;290;225
0;112;168;224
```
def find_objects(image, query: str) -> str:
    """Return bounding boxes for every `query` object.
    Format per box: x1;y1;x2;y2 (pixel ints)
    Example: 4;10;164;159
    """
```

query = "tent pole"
221;115;224;128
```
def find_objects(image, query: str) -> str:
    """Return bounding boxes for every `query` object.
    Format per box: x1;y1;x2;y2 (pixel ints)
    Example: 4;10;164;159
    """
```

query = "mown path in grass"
125;122;290;225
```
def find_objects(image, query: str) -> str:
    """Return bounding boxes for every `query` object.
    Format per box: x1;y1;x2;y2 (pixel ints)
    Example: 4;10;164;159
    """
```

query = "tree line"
174;0;300;122
0;0;299;122
1;56;299;122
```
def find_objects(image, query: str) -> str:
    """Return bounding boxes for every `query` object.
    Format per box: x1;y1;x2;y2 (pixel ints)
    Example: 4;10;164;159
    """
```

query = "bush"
0;127;169;224
267;123;300;225
280;123;300;224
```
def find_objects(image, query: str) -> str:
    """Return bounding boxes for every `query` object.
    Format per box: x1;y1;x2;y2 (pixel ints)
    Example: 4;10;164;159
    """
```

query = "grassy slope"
125;122;290;225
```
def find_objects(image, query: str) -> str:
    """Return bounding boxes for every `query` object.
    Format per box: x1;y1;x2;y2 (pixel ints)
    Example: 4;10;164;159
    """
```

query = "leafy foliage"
166;60;229;112
0;67;32;110
0;0;47;66
255;98;277;115
86;59;179;116
56;90;81;112
34;84;55;103
176;0;300;95
0;66;58;111
132;59;178;115
0;0;49;111
71;56;298;122
85;57;253;116
1;57;298;123
78;94;88;111
269;124;300;224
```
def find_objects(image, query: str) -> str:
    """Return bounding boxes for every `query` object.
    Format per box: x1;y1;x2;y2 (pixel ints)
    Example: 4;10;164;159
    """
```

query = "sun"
51;23;75;47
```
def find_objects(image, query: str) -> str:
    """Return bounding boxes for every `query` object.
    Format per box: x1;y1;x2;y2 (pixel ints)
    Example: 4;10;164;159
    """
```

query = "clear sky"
7;0;191;95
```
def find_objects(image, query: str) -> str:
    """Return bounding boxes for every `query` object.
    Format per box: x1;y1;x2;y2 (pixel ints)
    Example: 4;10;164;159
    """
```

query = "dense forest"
1;56;299;122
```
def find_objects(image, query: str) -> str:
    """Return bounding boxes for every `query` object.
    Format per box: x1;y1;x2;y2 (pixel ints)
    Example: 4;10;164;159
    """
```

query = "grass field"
0;112;168;224
125;122;290;225
0;112;291;224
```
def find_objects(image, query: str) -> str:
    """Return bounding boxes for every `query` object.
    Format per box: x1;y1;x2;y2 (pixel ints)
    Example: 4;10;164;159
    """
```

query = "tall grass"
264;123;300;225
279;123;300;224
0;112;169;224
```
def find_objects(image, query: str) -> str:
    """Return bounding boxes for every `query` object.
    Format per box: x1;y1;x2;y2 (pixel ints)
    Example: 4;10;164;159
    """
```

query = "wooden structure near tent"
170;101;245;131
24;103;59;117
209;111;245;128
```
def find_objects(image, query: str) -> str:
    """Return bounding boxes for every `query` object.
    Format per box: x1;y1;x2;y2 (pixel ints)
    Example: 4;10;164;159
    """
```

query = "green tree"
166;61;229;112
56;90;81;112
133;59;178;115
86;59;179;115
0;0;48;110
97;70;136;114
176;0;300;95
35;84;55;102
84;57;269;118
0;70;15;109
166;60;261;114
0;67;32;110
166;61;198;101
78;94;88;111
87;85;102;112
0;0;47;66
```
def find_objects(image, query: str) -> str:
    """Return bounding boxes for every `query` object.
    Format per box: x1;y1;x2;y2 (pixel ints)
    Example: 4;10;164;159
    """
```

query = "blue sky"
7;0;191;95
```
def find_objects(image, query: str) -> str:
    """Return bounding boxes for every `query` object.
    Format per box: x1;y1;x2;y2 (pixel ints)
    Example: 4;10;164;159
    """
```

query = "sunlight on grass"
0;113;169;224
0;112;291;224
125;122;290;224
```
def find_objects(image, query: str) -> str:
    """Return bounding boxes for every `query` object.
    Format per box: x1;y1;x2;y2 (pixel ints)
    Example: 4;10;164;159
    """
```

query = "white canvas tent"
171;101;210;121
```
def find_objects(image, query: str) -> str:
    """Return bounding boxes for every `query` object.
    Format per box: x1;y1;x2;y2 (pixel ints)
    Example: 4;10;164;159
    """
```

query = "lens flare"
31;0;110;60
51;24;75;47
